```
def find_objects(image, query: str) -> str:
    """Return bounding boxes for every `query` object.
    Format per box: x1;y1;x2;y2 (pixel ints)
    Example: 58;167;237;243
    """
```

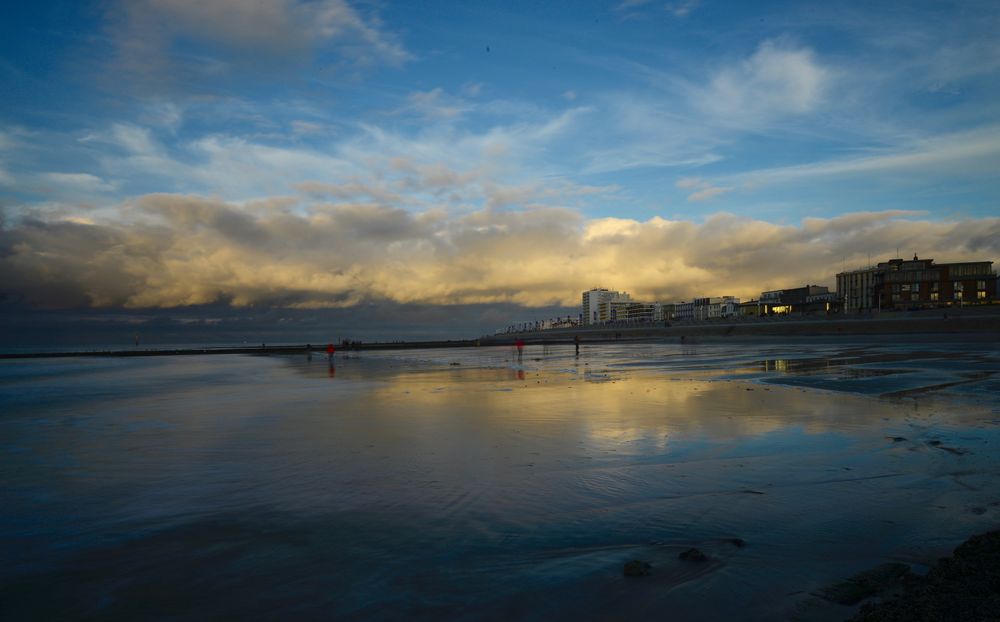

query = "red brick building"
837;256;996;312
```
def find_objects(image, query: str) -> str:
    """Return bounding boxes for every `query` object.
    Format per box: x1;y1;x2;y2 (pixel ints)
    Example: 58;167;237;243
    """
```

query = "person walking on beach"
574;334;580;356
516;339;524;361
326;343;336;377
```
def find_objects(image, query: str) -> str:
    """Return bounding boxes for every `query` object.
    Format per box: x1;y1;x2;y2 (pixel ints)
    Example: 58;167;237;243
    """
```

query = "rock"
623;559;652;577
853;530;1000;620
679;548;708;562
727;538;747;548
818;562;911;605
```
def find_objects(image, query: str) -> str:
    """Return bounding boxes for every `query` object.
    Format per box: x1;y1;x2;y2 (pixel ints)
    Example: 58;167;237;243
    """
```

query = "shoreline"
488;307;1000;344
3;309;1000;358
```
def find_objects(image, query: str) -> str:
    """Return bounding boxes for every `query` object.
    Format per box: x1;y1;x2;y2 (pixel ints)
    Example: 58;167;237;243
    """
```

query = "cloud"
687;185;733;202
675;177;733;202
615;0;654;10
695;40;828;127
404;88;471;120
105;0;410;92
731;126;1000;187
38;173;119;195
666;1;700;17
615;0;698;17
2;197;996;311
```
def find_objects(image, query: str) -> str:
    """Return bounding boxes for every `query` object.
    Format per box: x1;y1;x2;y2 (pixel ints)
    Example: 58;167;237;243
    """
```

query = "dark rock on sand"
937;445;969;455
727;538;746;548
623;560;652;577
852;530;1000;621
679;548;708;562
817;562;911;605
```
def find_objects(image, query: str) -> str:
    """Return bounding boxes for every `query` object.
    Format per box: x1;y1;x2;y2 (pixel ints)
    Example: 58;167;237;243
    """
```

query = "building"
739;300;760;317
657;303;675;322
621;302;657;322
581;289;670;324
760;285;837;315
719;297;741;319
836;256;997;312
691;296;739;321
674;301;694;321
582;288;632;324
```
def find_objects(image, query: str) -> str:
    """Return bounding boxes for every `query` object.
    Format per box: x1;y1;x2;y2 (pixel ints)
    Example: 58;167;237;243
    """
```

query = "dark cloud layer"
2;195;998;321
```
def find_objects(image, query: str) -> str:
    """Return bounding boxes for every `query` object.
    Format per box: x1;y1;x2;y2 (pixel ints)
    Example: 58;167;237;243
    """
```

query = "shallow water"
2;342;999;620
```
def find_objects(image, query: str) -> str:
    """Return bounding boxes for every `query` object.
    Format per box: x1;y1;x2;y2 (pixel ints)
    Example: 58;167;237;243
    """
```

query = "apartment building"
836;256;996;312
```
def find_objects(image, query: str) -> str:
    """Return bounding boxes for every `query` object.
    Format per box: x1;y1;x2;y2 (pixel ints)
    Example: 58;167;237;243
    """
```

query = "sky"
1;0;999;341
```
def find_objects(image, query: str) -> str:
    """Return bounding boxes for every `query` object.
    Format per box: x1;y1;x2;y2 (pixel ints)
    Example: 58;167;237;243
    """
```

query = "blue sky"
0;0;998;319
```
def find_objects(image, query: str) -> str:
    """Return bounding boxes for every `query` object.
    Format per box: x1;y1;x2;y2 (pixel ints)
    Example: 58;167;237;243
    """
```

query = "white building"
719;297;741;319
582;288;632;325
674;301;694;321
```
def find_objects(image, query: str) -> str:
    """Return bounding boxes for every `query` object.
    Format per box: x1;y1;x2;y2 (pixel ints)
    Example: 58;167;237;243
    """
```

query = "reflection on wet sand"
1;342;999;620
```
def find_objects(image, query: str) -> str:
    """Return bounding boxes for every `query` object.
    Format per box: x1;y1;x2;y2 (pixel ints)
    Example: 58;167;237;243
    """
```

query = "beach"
2;340;999;620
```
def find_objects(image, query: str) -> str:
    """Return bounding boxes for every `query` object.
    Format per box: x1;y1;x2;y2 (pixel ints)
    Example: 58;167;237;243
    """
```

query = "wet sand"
1;342;998;620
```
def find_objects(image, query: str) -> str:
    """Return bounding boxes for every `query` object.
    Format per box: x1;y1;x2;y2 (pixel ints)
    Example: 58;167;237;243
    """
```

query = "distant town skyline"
1;1;999;322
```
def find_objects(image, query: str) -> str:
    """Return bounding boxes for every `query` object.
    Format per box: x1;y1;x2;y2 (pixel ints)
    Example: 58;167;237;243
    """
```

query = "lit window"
956;291;963;300
979;291;987;300
930;292;939;301
954;281;964;291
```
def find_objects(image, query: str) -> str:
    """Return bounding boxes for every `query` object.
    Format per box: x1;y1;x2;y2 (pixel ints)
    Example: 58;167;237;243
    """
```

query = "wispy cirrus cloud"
727;126;1000;188
676;177;733;202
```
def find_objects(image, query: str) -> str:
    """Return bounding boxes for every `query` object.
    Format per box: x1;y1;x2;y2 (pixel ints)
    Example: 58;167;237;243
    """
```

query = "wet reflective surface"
2;341;999;620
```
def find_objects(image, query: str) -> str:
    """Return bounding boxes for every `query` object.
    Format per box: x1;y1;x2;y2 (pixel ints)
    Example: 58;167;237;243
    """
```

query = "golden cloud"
1;195;997;309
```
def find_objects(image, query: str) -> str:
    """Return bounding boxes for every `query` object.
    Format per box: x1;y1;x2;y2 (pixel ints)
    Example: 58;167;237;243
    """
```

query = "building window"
892;284;900;293
912;283;919;292
900;283;910;292
978;280;986;289
956;291;963;301
954;281;964;291
979;291;987;300
930;292;939;301
931;282;939;292
891;294;901;302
